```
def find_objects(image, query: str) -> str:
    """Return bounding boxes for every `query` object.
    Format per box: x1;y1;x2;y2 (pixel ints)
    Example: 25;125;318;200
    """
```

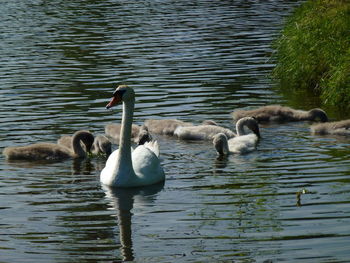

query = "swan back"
144;119;192;136
228;133;258;154
3;143;72;161
105;123;140;143
201;120;218;126
3;130;94;161
132;144;164;183
212;132;258;155
174;124;236;140
310;119;350;135
232;105;328;123
57;135;71;149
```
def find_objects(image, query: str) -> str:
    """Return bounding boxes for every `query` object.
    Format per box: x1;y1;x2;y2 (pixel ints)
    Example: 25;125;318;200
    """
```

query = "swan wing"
132;145;165;185
174;126;207;140
100;149;120;185
175;125;235;140
228;134;258;154
143;140;160;157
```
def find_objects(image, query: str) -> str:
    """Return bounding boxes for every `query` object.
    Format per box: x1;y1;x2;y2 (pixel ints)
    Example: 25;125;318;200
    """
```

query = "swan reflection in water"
101;182;164;261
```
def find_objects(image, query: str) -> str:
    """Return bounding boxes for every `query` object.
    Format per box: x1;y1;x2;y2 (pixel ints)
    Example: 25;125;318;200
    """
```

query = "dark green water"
1;1;350;262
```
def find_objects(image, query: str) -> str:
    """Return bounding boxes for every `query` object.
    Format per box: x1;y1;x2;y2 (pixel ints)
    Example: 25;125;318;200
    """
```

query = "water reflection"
2;0;350;261
5;158;96;176
102;182;164;261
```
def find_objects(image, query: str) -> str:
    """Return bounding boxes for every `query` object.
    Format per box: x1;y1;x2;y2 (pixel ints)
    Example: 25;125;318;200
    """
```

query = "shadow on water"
101;182;165;262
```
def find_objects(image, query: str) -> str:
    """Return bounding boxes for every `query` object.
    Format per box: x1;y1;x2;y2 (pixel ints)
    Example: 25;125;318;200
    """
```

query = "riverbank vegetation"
272;0;350;110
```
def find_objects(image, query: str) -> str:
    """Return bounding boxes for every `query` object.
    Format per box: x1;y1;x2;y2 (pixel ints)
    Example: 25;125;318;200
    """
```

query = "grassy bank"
272;0;350;110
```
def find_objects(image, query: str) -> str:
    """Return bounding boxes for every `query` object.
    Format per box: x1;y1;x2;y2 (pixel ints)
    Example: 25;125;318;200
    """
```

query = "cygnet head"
93;135;112;156
237;117;261;138
213;133;229;156
137;125;153;145
106;85;135;109
309;108;328;122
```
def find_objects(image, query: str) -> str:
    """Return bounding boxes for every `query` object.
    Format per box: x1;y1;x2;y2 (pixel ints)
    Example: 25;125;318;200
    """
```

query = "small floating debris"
296;188;309;206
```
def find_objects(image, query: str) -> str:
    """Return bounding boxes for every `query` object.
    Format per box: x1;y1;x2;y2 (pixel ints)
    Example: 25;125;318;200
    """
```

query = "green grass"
272;0;350;109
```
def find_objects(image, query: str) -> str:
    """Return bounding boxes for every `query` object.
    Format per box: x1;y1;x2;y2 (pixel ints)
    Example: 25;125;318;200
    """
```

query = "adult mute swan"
58;132;112;156
232;105;328;123
174;117;260;141
3;130;94;161
100;85;165;188
310;119;350;136
212;117;260;155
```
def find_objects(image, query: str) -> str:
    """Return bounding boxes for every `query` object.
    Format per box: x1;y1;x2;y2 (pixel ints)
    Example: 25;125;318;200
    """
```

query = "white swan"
212;117;260;155
310;119;350;136
174;117;260;141
100;85;165;188
232;105;328;123
3;130;94;161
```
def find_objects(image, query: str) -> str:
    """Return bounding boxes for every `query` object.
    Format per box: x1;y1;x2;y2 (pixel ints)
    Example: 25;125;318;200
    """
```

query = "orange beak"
106;93;122;109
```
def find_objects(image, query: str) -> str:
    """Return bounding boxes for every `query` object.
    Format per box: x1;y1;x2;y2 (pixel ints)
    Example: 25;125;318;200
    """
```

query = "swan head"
213;133;229;156
137;125;153;145
308;108;328;122
106;85;135;109
237;117;261;138
93;135;112;156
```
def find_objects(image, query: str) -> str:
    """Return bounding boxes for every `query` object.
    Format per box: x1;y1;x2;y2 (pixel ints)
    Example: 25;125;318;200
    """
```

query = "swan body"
58;132;112;156
201;120;219;126
144;119;193;136
212;117;260;155
174;117;260;141
100;85;165;188
232;105;328;123
3;130;94;161
105;123;141;144
310;119;350;135
174;124;236;140
213;133;258;155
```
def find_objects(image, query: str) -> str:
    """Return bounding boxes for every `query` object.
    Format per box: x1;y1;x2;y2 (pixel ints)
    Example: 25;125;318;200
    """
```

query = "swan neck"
72;135;86;158
117;99;135;171
236;120;246;136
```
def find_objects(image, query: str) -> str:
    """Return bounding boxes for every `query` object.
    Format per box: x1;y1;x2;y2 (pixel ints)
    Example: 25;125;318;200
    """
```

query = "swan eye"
113;89;126;97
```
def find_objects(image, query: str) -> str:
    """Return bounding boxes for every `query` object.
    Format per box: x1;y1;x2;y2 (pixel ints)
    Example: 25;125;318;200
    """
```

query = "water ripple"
1;0;350;262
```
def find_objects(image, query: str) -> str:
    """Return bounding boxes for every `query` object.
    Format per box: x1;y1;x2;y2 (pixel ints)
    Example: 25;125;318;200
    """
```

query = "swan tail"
144;140;160;158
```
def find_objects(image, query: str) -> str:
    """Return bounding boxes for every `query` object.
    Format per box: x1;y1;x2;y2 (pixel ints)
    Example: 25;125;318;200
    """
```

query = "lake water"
1;1;350;262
